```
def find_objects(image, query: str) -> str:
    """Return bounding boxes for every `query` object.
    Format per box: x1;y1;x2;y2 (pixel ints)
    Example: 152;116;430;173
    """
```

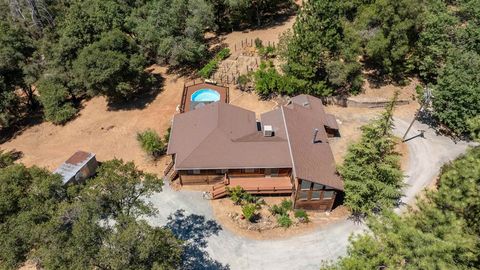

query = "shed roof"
54;151;95;184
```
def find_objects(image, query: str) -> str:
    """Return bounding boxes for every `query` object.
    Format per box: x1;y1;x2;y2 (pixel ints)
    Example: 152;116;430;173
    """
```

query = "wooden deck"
180;81;229;112
211;176;293;199
229;176;293;194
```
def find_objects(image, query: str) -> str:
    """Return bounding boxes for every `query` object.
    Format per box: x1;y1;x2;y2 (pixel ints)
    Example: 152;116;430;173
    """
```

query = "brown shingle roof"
167;95;343;190
167;102;291;169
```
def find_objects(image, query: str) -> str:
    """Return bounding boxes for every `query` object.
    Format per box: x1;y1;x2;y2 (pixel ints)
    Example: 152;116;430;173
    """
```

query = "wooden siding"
293;178;337;211
179;172;224;185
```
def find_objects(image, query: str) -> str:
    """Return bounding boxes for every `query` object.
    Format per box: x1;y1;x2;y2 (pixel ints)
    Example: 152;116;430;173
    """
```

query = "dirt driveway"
145;117;473;270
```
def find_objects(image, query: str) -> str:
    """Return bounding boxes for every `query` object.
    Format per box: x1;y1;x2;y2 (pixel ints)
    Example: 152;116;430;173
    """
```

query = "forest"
1;1;480;269
0;0;479;139
323;146;480;269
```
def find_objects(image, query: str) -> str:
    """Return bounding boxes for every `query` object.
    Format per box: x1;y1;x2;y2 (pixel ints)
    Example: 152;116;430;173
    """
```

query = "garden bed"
211;196;349;240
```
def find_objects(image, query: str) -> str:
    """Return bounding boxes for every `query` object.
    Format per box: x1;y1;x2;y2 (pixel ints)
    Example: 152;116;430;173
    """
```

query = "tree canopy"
338;92;404;217
279;0;362;96
323;146;480;269
0;159;183;270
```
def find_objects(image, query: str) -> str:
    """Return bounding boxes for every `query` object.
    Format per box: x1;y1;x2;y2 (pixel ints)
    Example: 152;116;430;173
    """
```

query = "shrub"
254;38;263;48
277;214;292;228
226;186;245;205
198;61;217;78
258;46;276;58
198;48;231;78
294;209;309;223
280;199;293;211
137;129;165;158
237;74;251;91
242;203;257;222
269;203;287;216
216;48;230;60
163;127;171;143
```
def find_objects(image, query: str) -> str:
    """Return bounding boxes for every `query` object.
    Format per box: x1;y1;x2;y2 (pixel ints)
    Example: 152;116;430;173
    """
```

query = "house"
167;94;343;211
54;151;98;185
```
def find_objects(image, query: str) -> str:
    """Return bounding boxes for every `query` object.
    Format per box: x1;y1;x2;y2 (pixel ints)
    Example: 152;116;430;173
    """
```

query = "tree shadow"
107;73;165;111
165;209;230;270
0;109;44;144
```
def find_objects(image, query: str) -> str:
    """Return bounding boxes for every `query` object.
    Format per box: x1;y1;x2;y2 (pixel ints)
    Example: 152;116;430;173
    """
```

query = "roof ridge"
281;106;297;178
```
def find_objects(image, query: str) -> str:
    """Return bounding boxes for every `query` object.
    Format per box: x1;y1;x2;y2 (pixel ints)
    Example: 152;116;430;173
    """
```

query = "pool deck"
180;81;229;112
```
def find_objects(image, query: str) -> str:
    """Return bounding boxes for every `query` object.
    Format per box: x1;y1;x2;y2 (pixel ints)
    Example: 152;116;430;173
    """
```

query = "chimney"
312;128;320;144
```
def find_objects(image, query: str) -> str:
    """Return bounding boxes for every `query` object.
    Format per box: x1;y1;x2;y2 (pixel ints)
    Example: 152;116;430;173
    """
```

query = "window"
244;168;255;173
312;183;324;190
299;191;308;200
271;168;279;176
323;191;335;200
300;180;311;190
311;191;321;200
193;169;201;175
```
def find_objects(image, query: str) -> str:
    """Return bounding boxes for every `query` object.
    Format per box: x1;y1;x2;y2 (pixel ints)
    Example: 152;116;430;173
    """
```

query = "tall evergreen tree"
279;0;362;96
323;147;480;269
338;91;404;217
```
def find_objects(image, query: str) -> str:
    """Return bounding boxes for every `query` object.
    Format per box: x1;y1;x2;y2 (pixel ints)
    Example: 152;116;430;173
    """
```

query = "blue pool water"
191;89;220;102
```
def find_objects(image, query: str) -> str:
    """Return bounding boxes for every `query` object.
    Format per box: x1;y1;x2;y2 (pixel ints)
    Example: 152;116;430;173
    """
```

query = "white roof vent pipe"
313;128;320;143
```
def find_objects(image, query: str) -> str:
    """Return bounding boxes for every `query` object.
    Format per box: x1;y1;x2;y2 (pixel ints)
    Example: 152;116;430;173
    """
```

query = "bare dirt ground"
0;65;181;175
324;76;420;163
220;14;296;52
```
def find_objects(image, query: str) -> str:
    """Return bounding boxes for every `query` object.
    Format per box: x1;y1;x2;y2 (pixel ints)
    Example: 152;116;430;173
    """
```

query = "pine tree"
338;91;404;217
322;147;480;269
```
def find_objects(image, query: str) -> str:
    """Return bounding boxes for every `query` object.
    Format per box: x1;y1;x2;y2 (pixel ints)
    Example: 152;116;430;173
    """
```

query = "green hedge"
198;48;231;79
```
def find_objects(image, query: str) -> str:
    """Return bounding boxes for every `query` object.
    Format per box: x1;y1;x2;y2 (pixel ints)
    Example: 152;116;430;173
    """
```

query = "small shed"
54;151;98;184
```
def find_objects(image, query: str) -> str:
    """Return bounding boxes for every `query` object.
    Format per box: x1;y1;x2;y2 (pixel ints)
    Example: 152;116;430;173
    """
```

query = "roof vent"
263;125;274;137
303;101;310;107
313;128;321;143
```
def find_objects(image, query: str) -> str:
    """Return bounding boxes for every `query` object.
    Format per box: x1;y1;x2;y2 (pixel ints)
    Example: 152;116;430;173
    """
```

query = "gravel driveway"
145;117;472;270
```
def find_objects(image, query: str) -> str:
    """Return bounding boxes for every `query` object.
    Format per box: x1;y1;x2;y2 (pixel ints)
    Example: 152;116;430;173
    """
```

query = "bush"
254;38;263;48
294;209;309;223
242;203;257;222
277;214;292;228
226;186;245;205
216;48;231;60
258;46;276;58
269;199;292;216
163;127;171;143
198;48;231;78
137;129;165;158
237;74;251;91
280;199;293;211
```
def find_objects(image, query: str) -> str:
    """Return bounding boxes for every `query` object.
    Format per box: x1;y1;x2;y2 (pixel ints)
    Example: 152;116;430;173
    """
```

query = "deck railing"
163;160;174;176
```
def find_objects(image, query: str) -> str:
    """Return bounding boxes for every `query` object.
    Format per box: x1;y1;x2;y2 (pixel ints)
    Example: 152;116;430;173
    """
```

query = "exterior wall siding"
293;178;337;211
178;168;292;185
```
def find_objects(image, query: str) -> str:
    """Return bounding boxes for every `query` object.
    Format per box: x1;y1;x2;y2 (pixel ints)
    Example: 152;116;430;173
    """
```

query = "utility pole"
402;87;432;142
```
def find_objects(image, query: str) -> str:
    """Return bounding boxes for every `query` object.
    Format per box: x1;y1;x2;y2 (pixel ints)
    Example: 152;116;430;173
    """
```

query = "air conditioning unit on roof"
263;125;274;137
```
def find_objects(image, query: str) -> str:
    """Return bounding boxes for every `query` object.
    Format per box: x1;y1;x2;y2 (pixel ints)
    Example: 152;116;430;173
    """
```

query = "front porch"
211;175;293;199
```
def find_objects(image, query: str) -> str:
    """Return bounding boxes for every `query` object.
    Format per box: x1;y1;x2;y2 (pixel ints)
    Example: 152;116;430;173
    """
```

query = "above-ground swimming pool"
191;89;221;102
